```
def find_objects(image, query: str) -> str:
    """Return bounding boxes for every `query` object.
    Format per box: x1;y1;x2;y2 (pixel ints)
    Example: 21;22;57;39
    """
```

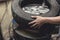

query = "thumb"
31;16;37;18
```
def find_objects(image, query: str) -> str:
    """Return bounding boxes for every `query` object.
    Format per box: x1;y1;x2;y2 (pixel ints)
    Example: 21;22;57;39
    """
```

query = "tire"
12;0;60;25
12;0;60;39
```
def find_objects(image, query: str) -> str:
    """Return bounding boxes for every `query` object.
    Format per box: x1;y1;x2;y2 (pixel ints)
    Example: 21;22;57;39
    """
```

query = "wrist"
43;17;56;24
42;17;48;23
43;17;50;23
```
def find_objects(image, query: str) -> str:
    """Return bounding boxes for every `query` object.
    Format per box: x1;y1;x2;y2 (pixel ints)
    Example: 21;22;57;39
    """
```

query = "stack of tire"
11;0;60;39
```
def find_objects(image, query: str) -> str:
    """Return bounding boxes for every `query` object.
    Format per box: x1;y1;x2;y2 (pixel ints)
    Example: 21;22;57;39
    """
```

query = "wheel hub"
22;4;50;15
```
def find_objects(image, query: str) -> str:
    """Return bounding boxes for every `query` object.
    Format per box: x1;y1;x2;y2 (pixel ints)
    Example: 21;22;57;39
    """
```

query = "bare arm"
44;16;60;24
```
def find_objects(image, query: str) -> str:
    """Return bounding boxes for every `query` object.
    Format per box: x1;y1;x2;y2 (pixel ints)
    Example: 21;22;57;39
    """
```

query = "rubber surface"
12;0;60;39
12;0;60;25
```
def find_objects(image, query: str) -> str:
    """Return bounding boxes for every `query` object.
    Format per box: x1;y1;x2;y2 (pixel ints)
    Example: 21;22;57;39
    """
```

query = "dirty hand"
28;16;46;29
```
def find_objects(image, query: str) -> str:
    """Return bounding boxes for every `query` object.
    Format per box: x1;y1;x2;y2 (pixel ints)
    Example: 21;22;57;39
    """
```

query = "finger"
31;16;37;18
28;21;35;24
34;25;39;29
38;24;43;29
38;25;41;29
34;23;42;29
30;23;37;27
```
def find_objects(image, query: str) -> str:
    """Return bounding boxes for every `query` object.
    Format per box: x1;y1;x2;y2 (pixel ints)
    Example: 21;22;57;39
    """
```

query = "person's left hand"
28;16;46;29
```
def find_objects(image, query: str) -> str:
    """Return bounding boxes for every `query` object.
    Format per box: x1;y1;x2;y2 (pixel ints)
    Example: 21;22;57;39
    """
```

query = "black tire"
12;0;60;39
12;0;60;25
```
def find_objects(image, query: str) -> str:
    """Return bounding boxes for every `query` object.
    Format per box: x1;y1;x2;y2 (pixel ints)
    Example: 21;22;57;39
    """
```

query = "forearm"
44;16;60;24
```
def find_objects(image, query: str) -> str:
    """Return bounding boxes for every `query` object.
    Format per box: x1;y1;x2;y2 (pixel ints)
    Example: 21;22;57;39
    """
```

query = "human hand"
28;16;46;29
